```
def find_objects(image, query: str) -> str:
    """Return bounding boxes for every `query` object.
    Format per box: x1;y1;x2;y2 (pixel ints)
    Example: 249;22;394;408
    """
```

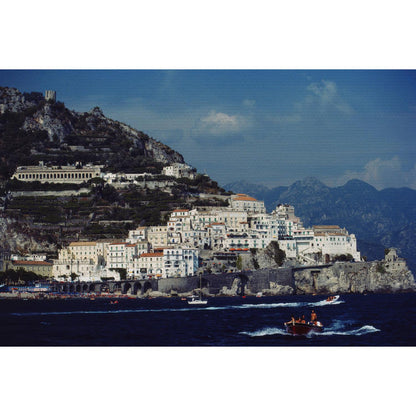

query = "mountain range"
224;178;416;273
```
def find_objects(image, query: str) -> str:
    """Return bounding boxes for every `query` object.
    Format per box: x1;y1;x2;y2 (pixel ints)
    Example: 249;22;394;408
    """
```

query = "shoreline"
1;289;414;301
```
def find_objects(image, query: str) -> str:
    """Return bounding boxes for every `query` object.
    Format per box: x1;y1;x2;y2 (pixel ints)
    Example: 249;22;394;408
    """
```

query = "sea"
1;292;415;346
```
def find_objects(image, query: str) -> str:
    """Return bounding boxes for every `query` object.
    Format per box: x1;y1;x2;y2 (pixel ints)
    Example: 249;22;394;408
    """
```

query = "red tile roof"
234;196;257;201
12;260;52;266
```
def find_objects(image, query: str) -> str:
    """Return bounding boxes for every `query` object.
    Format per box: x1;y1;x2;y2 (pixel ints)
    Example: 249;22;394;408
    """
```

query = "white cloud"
307;80;338;103
332;156;416;189
273;79;353;125
198;110;249;136
298;80;354;114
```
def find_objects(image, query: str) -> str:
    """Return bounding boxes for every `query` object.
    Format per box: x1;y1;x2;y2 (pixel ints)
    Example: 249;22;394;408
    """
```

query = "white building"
52;259;120;282
107;242;137;270
277;224;361;263
189;208;248;231
162;163;196;179
230;194;266;214
12;162;102;184
147;226;168;249
128;226;147;242
134;252;164;279
163;247;199;278
311;225;361;262
224;232;271;251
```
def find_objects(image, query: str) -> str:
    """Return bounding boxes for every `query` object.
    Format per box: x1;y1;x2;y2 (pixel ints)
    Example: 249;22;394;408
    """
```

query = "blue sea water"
0;292;415;346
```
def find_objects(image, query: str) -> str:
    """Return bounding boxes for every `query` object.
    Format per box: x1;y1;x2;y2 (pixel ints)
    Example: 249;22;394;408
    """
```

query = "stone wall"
155;257;415;297
156;268;295;296
11;189;90;197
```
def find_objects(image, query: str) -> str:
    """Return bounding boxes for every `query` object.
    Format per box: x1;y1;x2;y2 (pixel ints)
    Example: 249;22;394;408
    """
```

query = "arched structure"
132;281;142;295
143;281;152;295
232;274;249;296
122;282;132;295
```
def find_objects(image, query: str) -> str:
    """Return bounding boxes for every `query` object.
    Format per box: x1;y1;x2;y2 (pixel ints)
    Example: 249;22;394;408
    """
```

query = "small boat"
256;292;263;298
284;321;324;336
325;295;340;303
188;275;208;305
187;295;208;305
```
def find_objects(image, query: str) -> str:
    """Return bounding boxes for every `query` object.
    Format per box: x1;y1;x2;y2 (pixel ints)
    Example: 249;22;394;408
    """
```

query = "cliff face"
294;259;416;295
0;216;57;254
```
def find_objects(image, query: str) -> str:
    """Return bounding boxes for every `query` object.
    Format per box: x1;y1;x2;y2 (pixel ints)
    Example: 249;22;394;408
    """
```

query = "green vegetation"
109;268;126;280
333;254;354;262
265;241;286;266
0;269;44;284
236;255;243;270
6;179;88;192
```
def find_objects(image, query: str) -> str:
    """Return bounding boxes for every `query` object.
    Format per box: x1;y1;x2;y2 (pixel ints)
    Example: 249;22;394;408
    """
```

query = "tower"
45;90;56;102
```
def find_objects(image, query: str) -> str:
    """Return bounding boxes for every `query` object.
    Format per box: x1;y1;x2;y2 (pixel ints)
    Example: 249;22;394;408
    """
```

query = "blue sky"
1;69;416;190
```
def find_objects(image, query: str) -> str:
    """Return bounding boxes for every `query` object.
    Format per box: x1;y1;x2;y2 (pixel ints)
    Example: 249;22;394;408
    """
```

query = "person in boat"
311;310;317;324
286;316;295;325
301;315;306;324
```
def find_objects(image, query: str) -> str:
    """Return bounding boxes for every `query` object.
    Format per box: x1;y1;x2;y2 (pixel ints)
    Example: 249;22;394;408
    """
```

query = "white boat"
188;275;208;305
325;295;340;303
187;295;208;305
256;292;263;297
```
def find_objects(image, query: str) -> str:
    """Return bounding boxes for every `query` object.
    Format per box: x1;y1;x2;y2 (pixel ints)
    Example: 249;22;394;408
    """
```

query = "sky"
1;69;416;190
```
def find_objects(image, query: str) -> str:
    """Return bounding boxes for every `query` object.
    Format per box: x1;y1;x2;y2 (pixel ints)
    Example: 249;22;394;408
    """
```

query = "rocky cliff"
0;87;185;179
294;258;415;295
223;247;415;295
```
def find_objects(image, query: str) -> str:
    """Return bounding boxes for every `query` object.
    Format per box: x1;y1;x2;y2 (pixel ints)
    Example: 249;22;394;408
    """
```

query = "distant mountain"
224;177;416;272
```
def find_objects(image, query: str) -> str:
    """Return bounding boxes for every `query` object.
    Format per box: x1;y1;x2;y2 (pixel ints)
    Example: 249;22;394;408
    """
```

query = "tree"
265;241;286;266
236;255;243;270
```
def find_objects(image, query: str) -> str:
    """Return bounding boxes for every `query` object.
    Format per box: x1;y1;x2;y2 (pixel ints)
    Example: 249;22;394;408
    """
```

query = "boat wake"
9;301;325;316
240;320;380;338
7;296;344;317
240;327;288;337
308;299;344;307
320;324;380;337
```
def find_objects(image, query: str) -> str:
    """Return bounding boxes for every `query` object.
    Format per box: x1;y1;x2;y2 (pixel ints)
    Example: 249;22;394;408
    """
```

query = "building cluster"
7;160;362;282
49;193;361;282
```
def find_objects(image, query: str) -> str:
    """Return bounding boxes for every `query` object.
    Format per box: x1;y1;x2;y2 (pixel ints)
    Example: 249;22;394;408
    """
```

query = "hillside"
0;87;227;253
225;177;416;273
0;87;186;179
